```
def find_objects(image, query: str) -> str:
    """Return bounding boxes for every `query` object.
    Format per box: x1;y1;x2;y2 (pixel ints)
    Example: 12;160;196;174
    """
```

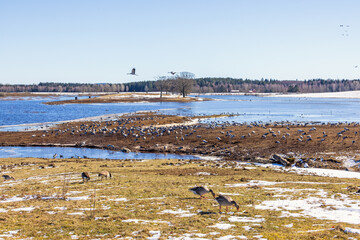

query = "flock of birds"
189;186;239;213
2;172;237;214
127;68;176;76
43;115;360;150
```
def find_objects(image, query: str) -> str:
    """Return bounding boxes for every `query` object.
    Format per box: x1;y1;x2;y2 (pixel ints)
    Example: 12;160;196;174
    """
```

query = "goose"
215;195;239;213
127;68;137;75
189;186;215;199
81;172;90;182
2;175;15;180
98;170;112;180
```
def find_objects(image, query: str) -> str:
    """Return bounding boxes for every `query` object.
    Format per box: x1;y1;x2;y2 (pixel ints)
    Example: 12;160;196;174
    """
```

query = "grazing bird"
53;153;58;158
127;68;137;75
215;195;239;213
2;175;15;180
189;186;216;199
81;172;90;182
98;170;112;180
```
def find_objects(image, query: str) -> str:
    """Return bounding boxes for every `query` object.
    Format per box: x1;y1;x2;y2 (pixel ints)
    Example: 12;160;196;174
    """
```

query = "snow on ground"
209;223;235;230
160;209;196;217
256;194;360;225
122;219;171;225
225;180;283;188
288;167;360;179
271;90;360;99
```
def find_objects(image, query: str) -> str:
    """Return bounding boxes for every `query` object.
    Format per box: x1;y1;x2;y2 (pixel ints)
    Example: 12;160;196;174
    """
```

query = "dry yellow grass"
0;157;359;239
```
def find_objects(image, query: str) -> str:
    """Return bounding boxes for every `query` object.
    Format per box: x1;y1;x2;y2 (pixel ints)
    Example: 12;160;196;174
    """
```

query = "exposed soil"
1;112;360;170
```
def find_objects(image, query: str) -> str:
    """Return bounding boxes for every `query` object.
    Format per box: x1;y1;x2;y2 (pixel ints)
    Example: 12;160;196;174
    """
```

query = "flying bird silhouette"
127;68;137;75
168;71;176;75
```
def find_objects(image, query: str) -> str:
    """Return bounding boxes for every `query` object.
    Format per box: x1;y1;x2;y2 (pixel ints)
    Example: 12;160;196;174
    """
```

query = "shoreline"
200;90;360;99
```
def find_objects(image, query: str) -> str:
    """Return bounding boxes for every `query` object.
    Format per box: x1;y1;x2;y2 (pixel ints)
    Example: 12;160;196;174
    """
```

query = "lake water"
1;95;360;131
0;146;201;160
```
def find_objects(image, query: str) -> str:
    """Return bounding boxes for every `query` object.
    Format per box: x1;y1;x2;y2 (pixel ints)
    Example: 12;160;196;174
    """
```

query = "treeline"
1;78;360;93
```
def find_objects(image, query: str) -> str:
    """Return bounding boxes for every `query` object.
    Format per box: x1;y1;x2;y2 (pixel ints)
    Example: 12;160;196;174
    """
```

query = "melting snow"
67;196;89;201
209;223;235;230
12;207;35;212
160;209;196;217
228;216;265;223
256;196;360;224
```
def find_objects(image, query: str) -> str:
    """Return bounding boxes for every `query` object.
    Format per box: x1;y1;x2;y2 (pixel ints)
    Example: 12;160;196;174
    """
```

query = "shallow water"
0;146;201;160
1;95;360;130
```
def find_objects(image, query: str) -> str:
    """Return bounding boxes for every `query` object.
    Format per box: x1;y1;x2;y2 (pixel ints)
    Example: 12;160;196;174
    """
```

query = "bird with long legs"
215;195;239;213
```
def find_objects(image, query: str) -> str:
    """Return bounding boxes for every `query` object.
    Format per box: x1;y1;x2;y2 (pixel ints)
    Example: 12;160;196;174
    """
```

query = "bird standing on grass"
81;172;90;182
98;170;112;180
215;195;239;213
2;175;15;180
189;186;216;199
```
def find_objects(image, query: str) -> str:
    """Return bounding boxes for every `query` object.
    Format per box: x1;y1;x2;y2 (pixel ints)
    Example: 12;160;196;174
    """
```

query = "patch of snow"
0;208;8;213
195;172;212;176
226;180;282;188
122;219;171;225
289;167;360;179
12;207;35;212
148;230;161;240
228;216;265;223
67;196;89;201
209;223;235;230
243;226;252;231
111;198;128;202
54;206;67;210
0;196;25;203
160;209;196;217
284;223;293;228
344;227;360;234
256;196;360;224
67;212;85;215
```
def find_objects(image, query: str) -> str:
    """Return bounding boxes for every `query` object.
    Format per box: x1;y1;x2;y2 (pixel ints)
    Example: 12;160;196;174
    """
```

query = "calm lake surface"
1;95;360;130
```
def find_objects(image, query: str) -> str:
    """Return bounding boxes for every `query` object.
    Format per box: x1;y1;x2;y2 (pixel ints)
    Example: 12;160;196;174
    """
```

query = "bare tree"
154;76;168;98
175;72;195;97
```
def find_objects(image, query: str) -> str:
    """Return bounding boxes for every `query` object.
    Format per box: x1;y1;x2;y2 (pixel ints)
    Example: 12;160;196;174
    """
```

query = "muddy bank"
0;113;359;170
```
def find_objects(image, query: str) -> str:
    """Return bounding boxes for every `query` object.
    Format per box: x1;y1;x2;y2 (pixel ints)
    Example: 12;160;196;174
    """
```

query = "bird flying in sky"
127;68;137;75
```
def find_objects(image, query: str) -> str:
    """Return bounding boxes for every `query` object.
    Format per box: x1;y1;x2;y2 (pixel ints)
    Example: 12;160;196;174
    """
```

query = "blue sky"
0;0;359;84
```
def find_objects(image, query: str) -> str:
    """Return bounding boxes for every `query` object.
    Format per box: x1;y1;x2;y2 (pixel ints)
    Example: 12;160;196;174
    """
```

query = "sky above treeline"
0;0;359;84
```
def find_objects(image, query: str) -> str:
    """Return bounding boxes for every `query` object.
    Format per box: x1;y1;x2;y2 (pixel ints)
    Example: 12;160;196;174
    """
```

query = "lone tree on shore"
175;72;195;97
154;76;168;98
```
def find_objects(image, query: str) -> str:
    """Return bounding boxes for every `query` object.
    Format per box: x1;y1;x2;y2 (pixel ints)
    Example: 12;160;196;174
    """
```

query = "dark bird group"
81;170;112;182
189;186;239;213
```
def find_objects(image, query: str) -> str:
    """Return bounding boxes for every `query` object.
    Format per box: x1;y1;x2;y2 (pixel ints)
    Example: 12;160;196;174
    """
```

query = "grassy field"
0;157;359;239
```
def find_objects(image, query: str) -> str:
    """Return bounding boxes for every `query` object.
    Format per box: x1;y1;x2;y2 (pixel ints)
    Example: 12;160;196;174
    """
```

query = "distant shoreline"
199;91;360;99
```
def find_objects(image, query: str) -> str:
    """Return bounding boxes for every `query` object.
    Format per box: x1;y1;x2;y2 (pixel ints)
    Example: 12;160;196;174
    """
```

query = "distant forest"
1;78;360;93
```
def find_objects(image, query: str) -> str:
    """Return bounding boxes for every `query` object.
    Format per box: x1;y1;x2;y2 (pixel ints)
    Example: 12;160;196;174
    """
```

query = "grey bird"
215;195;239;213
81;172;90;182
189;186;215;199
127;68;137;75
98;170;112;180
2;175;15;180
